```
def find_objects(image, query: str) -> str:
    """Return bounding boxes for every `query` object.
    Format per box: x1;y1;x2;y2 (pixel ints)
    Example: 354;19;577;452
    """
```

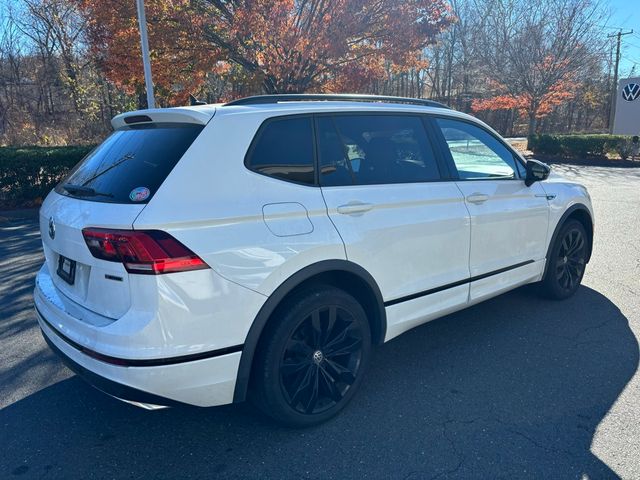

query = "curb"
525;155;640;169
0;208;40;223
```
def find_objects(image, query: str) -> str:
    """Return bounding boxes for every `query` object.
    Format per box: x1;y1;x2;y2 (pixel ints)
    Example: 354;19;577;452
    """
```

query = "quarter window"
318;115;441;186
436;118;518;180
246;116;314;185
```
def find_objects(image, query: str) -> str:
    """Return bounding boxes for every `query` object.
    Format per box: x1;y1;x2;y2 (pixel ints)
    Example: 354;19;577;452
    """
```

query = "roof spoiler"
111;107;215;129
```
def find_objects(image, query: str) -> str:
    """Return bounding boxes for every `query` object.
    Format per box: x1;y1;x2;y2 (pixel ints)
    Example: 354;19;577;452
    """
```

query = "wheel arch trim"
233;259;386;403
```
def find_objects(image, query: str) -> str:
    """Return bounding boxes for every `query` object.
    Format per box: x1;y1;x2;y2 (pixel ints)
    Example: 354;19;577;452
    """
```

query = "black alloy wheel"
252;286;371;427
542;219;588;299
279;304;364;415
555;227;586;292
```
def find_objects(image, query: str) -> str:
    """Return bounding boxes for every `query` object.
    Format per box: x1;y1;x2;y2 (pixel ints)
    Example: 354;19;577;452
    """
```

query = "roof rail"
223;94;450;109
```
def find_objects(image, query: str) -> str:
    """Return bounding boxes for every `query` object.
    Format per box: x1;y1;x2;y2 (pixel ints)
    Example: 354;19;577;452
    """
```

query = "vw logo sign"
622;83;640;102
48;217;56;240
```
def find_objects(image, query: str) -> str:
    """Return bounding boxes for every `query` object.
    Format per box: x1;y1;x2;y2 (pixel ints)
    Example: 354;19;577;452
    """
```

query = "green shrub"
0;145;95;208
527;134;630;158
616;138;636;160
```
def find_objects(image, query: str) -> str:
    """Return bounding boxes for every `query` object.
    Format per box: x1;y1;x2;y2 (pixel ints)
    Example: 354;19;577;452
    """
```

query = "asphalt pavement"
1;161;640;479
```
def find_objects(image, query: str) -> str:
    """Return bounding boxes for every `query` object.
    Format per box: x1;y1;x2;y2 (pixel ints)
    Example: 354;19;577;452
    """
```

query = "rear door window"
56;123;203;203
318;114;441;186
245;116;315;185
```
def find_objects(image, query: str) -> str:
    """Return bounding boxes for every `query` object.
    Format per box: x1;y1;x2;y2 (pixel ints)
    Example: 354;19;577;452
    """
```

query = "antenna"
189;94;207;106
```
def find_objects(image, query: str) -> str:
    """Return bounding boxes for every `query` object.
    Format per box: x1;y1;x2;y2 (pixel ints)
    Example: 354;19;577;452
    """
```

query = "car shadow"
1;285;636;479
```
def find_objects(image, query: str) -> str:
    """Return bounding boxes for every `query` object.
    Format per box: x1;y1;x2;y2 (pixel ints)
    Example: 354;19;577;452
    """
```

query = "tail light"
82;228;208;275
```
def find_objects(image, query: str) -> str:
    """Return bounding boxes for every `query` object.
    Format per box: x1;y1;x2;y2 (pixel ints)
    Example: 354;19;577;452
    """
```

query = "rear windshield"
56;122;204;204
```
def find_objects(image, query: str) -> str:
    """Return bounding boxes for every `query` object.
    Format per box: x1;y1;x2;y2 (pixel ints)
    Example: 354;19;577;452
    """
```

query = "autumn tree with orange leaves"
77;0;454;106
471;73;578;134
1;0;614;146
469;0;605;135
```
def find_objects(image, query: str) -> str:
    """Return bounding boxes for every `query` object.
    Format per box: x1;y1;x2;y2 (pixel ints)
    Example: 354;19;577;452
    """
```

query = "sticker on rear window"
129;187;150;202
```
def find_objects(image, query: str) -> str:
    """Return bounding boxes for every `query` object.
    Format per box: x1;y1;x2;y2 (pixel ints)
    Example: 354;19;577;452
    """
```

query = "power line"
607;30;633;132
596;24;629;30
621;55;640;64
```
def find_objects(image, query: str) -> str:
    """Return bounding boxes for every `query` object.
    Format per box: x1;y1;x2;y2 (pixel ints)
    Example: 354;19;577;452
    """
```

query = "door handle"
466;193;489;204
535;193;556;200
336;202;374;215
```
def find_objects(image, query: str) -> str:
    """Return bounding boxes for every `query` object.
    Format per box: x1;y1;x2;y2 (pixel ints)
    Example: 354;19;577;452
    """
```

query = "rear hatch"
40;117;206;319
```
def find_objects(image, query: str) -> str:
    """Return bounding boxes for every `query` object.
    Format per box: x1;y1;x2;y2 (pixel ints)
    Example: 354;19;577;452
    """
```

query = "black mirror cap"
525;159;551;187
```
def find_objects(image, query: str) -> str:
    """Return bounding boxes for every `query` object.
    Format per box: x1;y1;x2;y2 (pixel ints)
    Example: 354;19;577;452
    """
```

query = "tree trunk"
528;111;537;136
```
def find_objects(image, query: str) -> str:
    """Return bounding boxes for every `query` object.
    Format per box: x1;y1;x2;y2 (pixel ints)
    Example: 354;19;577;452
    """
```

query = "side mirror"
525;159;551;187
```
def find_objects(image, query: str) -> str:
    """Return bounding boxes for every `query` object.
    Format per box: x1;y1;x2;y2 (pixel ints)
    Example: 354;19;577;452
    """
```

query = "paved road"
2;162;640;479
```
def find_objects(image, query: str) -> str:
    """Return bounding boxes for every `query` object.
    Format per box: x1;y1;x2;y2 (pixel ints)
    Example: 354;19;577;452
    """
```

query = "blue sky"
608;0;640;77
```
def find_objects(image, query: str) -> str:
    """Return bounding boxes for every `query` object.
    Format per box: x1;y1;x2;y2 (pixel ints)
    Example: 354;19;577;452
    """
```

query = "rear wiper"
81;152;135;186
63;183;114;198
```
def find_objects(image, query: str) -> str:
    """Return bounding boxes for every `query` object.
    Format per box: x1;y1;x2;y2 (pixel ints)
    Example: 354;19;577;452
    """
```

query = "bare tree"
472;0;607;134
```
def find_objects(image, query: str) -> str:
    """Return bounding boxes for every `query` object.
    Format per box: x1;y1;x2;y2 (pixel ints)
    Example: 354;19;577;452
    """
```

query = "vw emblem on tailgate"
622;83;640;102
48;217;56;240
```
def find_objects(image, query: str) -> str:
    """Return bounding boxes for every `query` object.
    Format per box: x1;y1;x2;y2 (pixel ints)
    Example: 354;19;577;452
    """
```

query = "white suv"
34;94;594;426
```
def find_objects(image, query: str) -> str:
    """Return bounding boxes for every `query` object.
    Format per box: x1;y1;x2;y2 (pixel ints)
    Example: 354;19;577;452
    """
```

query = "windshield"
56;122;204;204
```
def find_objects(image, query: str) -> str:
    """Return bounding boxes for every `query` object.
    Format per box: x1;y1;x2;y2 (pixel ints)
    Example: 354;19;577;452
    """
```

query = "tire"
541;219;589;300
252;285;372;427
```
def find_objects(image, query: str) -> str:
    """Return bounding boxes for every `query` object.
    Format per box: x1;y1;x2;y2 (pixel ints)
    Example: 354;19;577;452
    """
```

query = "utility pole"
607;29;633;133
136;0;155;109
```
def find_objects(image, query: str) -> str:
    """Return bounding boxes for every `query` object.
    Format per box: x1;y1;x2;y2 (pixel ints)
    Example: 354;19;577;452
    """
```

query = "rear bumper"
36;301;243;408
32;257;269;407
41;327;184;408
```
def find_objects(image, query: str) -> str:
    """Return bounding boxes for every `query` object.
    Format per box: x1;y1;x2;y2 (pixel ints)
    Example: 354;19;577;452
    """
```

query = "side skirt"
384;259;544;342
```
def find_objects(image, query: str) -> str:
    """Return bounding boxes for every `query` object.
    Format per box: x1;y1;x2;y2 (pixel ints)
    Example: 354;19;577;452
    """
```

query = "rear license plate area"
57;255;76;285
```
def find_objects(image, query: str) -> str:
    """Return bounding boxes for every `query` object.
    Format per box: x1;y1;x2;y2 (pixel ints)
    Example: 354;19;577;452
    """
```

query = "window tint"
247;116;314;185
56;123;203;203
436;118;518;180
318;115;440;186
316;117;354;186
